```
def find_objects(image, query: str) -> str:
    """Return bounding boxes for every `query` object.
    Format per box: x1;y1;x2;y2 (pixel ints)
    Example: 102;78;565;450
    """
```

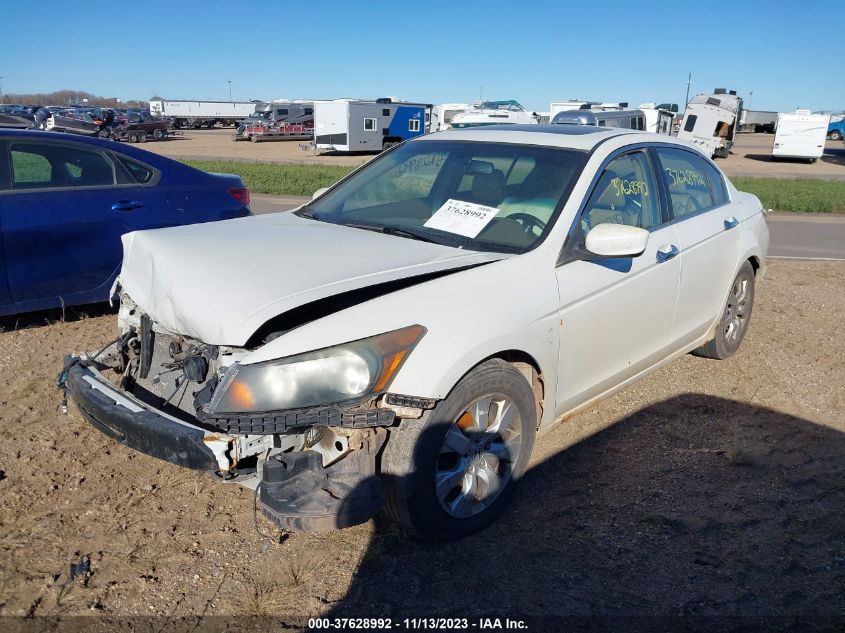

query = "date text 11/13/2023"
307;616;529;630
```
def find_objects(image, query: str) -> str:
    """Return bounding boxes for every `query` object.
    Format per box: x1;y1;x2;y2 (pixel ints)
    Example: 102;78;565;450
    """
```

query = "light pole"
1;76;5;104
227;80;232;101
748;90;753;110
684;72;691;110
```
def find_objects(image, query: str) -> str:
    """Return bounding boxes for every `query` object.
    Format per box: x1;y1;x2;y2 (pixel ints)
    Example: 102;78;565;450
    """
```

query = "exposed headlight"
209;325;426;413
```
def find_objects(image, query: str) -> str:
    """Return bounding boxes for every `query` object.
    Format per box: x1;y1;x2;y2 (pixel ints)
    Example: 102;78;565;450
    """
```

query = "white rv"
772;110;831;162
677;89;744;158
638;103;676;135
433;103;471;131
314;99;432;152
551;107;647;130
549;100;599;120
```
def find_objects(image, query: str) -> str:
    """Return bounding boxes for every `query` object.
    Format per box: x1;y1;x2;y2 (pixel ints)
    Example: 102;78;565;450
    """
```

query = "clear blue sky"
1;0;842;112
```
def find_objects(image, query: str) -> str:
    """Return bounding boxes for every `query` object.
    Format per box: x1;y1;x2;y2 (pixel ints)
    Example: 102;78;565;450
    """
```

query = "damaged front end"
62;292;433;531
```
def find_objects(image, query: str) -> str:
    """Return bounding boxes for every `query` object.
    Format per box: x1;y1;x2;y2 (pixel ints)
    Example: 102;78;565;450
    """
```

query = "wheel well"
748;256;761;276
480;350;545;428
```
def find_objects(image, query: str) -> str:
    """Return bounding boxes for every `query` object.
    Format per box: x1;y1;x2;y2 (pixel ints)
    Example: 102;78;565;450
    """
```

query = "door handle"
111;200;144;211
656;244;680;263
724;216;739;230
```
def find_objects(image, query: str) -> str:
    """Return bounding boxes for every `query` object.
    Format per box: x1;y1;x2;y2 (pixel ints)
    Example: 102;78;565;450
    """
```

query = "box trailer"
314;99;432;152
772;110;830;162
677;89;744;158
740;110;778;133
148;100;265;129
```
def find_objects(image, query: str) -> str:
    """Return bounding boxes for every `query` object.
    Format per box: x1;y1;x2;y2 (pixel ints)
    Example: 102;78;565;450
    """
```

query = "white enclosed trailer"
313;99;431;152
772;110;830;162
148;100;263;129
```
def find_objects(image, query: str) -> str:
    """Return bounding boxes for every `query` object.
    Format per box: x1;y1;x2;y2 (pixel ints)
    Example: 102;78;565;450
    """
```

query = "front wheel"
830;130;842;141
693;261;756;359
381;359;537;540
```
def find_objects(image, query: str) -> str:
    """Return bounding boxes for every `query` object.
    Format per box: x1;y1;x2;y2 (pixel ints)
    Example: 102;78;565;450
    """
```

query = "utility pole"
748;90;753;110
227;80;232;101
0;76;4;104
684;73;692;111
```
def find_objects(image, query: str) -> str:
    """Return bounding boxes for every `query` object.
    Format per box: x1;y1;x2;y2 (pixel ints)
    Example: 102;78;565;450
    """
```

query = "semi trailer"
149;99;266;129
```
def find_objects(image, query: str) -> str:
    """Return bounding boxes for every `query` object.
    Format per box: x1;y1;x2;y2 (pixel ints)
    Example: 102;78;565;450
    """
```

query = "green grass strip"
182;160;355;198
182;160;845;213
730;177;845;213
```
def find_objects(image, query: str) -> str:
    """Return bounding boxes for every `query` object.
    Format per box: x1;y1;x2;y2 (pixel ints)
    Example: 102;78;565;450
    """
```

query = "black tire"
137;132;148;143
693;261;755;360
128;132;138;143
381;359;537;540
830;130;842;141
153;128;165;140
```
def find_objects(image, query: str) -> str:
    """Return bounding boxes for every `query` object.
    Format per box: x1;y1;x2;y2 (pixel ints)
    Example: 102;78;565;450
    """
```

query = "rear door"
0;138;151;306
652;146;740;346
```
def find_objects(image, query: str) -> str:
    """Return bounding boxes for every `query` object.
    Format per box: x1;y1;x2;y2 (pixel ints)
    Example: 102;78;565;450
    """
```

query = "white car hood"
118;212;501;345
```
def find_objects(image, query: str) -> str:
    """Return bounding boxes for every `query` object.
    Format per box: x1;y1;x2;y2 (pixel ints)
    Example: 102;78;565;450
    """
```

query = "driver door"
554;149;682;414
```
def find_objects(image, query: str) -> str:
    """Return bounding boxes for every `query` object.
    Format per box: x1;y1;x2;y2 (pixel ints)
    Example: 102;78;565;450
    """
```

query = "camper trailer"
772;110;830;162
552;107;647;130
638;103;677;135
677;89;744;158
313;99;432;152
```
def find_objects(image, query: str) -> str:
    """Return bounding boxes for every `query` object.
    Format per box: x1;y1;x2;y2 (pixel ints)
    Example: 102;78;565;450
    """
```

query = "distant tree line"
2;89;149;108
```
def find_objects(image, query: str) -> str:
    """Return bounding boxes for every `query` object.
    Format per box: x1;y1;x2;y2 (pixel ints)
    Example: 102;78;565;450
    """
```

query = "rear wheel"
153;128;165;140
137;131;148;143
128;132;138;143
382;359;537;540
830;130;842;141
693;261;755;359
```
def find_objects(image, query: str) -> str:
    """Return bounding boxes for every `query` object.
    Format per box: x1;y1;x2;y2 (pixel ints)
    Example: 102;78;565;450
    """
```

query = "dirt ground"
138;128;845;181
0;260;844;631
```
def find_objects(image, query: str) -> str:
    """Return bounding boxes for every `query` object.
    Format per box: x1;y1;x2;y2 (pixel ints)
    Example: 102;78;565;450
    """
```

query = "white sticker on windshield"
423;199;499;238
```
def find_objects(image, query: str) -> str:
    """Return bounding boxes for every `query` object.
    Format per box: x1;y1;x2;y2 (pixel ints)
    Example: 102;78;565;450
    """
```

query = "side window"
364;118;377;131
11;149;53;187
654;147;714;218
700;159;729;206
581;151;661;231
683;115;697;132
10;142;116;189
409;119;420;132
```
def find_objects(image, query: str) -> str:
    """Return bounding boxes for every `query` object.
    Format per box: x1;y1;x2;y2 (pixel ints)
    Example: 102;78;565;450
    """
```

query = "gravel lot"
0;260;843;630
138;129;845;181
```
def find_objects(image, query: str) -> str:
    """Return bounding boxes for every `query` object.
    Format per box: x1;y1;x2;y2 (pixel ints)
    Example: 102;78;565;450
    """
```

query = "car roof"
0;128;178;165
421;124;685;152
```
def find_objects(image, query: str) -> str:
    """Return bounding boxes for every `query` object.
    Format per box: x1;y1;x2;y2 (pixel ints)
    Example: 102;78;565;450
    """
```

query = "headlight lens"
209;325;426;414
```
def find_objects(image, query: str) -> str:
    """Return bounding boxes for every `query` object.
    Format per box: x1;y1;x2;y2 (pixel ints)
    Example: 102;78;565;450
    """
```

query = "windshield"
305;140;587;254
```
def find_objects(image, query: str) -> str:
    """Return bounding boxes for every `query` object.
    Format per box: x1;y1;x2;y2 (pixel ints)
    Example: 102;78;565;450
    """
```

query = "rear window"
700;159;729;206
119;157;154;184
654;147;714;219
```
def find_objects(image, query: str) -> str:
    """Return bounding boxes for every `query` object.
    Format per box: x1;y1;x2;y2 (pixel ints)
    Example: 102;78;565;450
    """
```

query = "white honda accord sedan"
64;125;769;540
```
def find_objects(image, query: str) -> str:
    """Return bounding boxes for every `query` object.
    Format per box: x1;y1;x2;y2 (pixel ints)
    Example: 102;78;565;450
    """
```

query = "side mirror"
312;187;329;200
584;223;649;258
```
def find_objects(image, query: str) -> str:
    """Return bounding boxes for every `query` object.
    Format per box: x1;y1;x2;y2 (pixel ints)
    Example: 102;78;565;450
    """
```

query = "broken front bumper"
66;361;263;473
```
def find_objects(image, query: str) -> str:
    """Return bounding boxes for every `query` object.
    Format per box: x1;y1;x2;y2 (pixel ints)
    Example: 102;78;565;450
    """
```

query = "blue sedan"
0;129;251;316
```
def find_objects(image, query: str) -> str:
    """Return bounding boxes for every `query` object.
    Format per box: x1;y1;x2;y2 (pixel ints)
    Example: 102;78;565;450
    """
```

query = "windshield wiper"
294;206;321;220
343;222;440;244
